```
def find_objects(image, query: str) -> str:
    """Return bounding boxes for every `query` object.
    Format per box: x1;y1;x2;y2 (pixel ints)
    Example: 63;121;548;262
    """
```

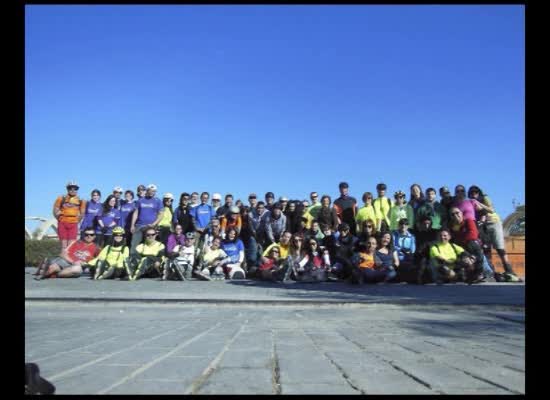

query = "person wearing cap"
152;193;174;245
85;227;129;280
216;194;234;218
80;189;102;241
373;183;393;233
190;192;216;240
136;184;147;200
355;192;377;235
278;196;289;213
112;186;124;210
127;226;165;280
173;192;195;234
35;226;100;279
391;218;417;283
119;190;136;245
306;192;322;221
265;202;287;245
163;231;196;280
439;186;454;224
130;184;162;256
264;192;276;212
211;193;222;211
220;206;242;239
389;191;414;231
415;187;446;232
334;182;358;235
53;181;86;251
96;194;122;248
248;193;258;209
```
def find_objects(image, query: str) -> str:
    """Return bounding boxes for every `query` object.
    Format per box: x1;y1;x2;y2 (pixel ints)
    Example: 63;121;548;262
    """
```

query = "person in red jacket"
448;207;485;283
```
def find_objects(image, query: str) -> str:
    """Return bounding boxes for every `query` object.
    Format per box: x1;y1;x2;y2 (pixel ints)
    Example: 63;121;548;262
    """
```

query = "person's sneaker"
327;273;339;282
231;271;245;280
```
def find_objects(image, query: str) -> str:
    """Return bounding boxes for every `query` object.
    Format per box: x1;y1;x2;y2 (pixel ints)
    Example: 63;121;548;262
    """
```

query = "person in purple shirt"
451;184;476;221
80;189;102;239
120;190;136;245
130;184;162;255
166;224;187;257
96;195;121;248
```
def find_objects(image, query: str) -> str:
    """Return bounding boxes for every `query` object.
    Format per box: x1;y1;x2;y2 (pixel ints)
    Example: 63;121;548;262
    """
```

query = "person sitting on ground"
392;218;417;283
127;227;165;281
265;203;287;245
448;207;489;283
357;218;378;244
414;215;439;284
389;190;414;232
166;224;187;257
428;229;470;284
315;195;338;232
351;237;385;284
294;238;331;282
220;228;246;279
35;227;99;279
328;223;358;281
220;206;242;239
468;185;520;280
374;232;399;284
258;245;284;281
87;227;130;280
355;192;377;235
373;183;392;233
198;237;229;280
276;233;306;282
163;231;196;281
261;230;292;265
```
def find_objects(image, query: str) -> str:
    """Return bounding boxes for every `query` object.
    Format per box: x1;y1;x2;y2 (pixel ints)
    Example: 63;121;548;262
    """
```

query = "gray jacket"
266;214;287;243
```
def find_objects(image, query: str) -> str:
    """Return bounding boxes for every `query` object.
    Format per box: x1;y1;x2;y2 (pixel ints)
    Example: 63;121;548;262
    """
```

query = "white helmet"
147;184;157;191
212;193;222;200
163;193;174;200
113;186;123;193
66;181;79;189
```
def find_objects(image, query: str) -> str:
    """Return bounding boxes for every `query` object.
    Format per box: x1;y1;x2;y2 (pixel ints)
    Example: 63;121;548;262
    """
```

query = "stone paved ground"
25;269;525;394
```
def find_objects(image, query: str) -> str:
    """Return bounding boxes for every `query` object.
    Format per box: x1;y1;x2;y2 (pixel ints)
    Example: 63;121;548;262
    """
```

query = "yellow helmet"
112;227;125;236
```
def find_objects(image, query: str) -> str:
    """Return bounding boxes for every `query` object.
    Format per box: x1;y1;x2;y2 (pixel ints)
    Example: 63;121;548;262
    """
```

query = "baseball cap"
163;193;174;199
147;184;157;191
439;186;451;194
248;193;257;199
66;181;79;189
376;183;387;191
185;232;195;239
265;192;275;199
279;196;288;202
230;206;240;214
212;193;222;200
113;186;123;193
272;202;282;210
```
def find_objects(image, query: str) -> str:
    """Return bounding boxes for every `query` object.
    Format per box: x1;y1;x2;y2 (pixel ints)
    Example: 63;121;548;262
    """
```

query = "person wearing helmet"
85;227;130;280
130;184;162;256
220;206;242;239
53;181;86;251
163;231;196;280
127;226;165;280
152;193;174;245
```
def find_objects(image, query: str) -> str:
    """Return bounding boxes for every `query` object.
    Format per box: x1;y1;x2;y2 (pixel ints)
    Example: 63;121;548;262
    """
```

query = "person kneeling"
163;231;196;281
429;229;474;284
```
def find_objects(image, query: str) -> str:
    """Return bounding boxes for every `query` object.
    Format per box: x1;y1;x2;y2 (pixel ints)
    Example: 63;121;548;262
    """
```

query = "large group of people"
34;180;522;284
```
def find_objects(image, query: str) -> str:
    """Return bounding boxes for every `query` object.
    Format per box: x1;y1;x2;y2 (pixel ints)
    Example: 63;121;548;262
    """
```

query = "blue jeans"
360;267;396;283
245;236;259;267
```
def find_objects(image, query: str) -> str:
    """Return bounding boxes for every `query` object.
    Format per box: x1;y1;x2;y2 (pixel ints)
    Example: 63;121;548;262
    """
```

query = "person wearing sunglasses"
35;227;99;279
389;191;414;231
127;227;165;281
357;219;378;244
53;181;86;252
450;184;476;222
355;192;377;235
258;245;283;281
295;238;331;282
152;193;175;245
130;184;162;256
86;227;130;280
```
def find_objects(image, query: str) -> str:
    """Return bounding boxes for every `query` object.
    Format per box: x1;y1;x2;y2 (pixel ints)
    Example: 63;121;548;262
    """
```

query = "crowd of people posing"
34;180;522;284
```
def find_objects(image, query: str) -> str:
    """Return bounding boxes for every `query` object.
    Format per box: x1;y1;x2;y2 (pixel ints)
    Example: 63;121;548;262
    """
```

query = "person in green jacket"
415;187;447;231
356;192;377;234
389;191;415;231
86;227;130;280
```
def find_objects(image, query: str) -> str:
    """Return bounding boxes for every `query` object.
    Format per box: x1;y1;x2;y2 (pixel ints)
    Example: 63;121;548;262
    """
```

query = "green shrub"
25;239;61;267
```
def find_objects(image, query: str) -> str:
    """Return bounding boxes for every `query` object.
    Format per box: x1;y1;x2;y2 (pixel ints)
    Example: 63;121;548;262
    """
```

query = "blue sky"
25;5;524;229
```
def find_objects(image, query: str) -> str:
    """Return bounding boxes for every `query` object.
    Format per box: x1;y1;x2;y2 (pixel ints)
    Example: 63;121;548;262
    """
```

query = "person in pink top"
451;185;476;221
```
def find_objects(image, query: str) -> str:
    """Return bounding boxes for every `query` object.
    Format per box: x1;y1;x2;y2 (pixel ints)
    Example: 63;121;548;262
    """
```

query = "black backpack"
25;363;55;395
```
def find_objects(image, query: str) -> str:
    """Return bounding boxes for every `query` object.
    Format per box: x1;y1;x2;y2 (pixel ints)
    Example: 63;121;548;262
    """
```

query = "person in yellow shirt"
261;231;292;262
373;183;392;233
128;227;165;280
86;227;130;280
429;229;475;284
355;192;377;234
153;193;174;245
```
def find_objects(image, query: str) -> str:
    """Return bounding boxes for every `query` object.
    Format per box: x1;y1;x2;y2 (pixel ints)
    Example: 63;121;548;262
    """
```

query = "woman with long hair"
96;195;121;248
88;227;130;280
374;232;399;284
154;193;174;245
316;195;339;232
80;189;102;240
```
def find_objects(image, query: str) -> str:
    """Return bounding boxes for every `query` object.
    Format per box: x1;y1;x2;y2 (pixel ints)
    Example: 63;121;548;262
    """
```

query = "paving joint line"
270;330;282;395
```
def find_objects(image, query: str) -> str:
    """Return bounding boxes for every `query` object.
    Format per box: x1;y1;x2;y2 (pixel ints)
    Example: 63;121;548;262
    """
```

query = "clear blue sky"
25;5;524;227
